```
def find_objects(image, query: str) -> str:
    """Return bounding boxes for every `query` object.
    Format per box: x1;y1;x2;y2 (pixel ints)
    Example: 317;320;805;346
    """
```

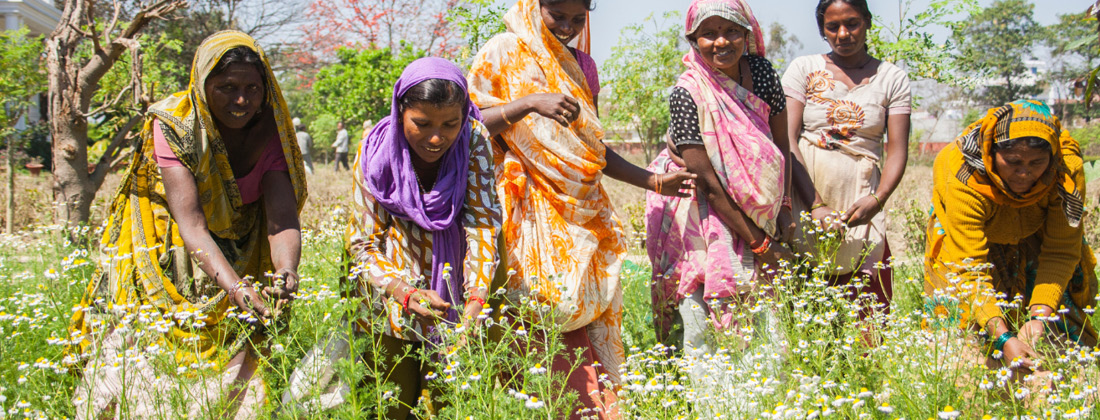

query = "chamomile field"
1;157;1099;420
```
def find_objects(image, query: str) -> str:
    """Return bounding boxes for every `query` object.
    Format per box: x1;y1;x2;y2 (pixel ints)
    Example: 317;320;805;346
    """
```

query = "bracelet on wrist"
868;192;882;209
991;331;1015;353
402;288;420;314
499;106;514;126
810;202;828;211
227;281;248;298
750;236;772;256
781;196;792;211
468;296;487;308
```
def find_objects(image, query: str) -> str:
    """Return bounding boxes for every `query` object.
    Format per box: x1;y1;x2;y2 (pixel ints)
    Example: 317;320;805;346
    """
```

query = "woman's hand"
1001;336;1040;371
524;93;581;126
403;289;451;320
776;208;796;243
266;268;299;302
654;170;697;198
811;205;845;232
231;284;272;321
1016;318;1047;349
843;195;881;227
462;300;485;326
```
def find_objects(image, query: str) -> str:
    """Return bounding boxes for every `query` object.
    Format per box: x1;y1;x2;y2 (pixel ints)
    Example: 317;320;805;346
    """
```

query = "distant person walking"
332;121;350;171
294;117;314;175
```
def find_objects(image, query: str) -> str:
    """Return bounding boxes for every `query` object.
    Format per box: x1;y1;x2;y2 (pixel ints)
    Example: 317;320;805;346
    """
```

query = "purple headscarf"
362;57;482;323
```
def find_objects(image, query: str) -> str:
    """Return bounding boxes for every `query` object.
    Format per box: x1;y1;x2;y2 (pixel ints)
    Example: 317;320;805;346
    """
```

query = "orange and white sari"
467;0;625;384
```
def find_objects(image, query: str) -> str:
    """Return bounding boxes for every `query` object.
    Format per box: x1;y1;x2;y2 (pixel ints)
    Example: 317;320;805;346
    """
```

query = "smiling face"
821;1;870;58
992;140;1052;195
540;0;587;47
692;16;748;78
204;63;265;131
402;102;464;167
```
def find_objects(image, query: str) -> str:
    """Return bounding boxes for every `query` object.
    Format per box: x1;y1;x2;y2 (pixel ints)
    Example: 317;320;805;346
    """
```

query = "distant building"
0;0;60;36
0;0;61;129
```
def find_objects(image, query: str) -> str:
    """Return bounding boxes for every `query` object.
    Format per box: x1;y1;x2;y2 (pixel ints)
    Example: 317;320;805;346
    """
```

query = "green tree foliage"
952;0;1042;106
601;12;684;161
1045;11;1100;122
299;46;423;155
0;28;47;233
766;22;802;74
0;28;46;138
868;0;976;86
447;0;507;65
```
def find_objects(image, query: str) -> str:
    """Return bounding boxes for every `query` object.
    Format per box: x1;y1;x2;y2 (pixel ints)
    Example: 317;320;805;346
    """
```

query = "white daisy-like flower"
528;363;547;375
525;397;545;409
937;405;960;419
1014;387;1030;400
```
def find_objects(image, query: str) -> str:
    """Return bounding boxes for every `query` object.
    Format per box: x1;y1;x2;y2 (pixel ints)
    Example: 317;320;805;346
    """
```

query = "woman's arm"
680;144;794;266
481;94;581;137
459;128;501;325
769;109;796;240
161;166;270;318
843;113;910;227
604;148;696;197
347;182;450;319
784;97;828;216
261;170;302;301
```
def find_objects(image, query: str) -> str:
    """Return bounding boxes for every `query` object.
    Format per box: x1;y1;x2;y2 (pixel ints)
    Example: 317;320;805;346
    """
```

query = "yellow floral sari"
70;30;307;370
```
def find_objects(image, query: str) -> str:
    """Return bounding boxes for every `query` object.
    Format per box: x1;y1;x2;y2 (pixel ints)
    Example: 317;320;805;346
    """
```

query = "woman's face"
204;63;265;130
821;1;870;58
402;102;464;166
540;0;587;47
693;16;747;77
993;141;1051;195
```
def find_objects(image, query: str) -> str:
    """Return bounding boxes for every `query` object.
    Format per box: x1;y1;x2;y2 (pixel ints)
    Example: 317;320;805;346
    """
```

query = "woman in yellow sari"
68;31;307;419
925;100;1096;372
468;0;694;418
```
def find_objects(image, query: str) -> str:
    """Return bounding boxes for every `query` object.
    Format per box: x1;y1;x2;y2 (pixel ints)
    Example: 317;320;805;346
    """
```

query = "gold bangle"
869;192;882;208
500;106;514;126
810;202;828;211
655;175;663;195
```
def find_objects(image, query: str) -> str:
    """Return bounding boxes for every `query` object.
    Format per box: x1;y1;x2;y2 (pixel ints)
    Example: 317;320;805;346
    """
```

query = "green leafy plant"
601;12;685;162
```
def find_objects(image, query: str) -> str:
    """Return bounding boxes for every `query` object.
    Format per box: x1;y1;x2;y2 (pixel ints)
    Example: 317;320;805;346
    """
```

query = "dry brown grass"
2;161;359;233
1;151;941;263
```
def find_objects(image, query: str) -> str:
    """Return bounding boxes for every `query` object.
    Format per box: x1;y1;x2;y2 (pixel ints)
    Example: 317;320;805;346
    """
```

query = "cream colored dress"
782;54;911;274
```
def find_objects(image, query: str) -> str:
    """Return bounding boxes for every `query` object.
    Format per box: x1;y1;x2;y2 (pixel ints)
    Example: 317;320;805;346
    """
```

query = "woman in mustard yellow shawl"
468;0;694;418
925;100;1096;373
68;31;307;419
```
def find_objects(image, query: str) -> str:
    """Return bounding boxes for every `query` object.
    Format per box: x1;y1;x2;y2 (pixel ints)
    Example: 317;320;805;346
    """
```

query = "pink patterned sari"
646;46;785;341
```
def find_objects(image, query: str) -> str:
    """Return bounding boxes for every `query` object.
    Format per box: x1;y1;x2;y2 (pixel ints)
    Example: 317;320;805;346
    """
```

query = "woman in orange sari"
467;0;694;417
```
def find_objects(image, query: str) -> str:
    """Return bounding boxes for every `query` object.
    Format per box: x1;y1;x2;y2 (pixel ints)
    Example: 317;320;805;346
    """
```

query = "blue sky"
585;0;1088;63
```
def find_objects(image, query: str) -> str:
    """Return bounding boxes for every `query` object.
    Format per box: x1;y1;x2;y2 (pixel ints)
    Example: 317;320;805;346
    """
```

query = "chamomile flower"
938;405;961;419
525;397;545;409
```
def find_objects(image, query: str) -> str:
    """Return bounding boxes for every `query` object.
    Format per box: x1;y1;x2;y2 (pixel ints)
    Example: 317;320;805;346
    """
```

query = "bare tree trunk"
45;0;185;228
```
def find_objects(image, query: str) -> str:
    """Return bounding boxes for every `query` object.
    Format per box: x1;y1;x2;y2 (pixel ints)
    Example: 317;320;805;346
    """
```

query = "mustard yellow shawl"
70;30;307;366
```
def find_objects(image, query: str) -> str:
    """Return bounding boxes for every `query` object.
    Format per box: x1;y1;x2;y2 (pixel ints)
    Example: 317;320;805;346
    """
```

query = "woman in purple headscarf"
283;57;500;419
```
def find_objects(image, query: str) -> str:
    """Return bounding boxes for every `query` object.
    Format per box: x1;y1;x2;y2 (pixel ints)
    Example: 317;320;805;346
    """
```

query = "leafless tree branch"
91;114;142;188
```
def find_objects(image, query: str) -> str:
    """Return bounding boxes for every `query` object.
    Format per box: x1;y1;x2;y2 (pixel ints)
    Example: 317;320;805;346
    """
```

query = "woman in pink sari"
646;0;797;350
